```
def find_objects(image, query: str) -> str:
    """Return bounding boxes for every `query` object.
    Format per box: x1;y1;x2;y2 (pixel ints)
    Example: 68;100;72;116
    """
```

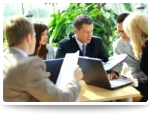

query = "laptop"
78;56;133;89
45;58;64;84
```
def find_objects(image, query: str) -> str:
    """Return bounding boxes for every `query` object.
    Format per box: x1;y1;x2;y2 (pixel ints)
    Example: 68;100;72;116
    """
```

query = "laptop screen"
78;56;111;88
78;56;132;89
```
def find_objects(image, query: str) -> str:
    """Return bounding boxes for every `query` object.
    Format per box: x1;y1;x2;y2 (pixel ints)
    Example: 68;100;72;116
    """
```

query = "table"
76;80;141;102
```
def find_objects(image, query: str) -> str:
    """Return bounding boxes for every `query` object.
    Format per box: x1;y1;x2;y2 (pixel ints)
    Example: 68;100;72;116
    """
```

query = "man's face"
117;23;129;41
74;23;94;43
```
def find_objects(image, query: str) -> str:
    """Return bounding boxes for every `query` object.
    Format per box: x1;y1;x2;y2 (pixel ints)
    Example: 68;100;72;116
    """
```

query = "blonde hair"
5;17;34;47
123;12;148;60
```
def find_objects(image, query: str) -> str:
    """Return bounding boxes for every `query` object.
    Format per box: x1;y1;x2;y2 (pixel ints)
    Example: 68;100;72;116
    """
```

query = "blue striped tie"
82;44;86;56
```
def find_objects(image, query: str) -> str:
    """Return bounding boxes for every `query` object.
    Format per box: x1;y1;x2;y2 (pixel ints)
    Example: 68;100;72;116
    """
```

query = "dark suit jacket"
140;41;148;76
55;34;109;62
137;40;148;101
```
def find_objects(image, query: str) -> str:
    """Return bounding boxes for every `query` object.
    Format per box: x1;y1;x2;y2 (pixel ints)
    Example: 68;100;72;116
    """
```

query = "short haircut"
5;17;34;47
116;13;129;23
73;14;93;30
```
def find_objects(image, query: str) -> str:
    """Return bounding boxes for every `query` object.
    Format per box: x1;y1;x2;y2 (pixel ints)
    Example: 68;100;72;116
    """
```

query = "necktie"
82;44;86;56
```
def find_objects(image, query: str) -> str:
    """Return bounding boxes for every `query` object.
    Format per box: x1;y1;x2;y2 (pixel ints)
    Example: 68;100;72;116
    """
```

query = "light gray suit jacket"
46;44;55;60
113;38;147;79
3;48;81;102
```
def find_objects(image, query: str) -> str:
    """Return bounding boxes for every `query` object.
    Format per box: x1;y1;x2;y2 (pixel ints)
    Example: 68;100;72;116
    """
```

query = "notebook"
45;58;63;84
78;56;133;89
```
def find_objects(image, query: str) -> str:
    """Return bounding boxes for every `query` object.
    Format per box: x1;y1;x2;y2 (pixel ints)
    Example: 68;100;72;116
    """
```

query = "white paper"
103;54;127;71
56;51;79;87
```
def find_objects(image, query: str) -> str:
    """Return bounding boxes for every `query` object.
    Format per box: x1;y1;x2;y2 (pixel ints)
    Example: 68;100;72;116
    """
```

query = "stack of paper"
103;54;127;71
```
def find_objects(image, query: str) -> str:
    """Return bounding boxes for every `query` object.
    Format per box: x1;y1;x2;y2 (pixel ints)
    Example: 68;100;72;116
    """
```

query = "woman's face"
39;29;48;45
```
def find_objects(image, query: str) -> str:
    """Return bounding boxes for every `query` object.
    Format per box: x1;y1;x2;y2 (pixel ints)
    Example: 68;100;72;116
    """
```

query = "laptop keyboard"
109;77;132;88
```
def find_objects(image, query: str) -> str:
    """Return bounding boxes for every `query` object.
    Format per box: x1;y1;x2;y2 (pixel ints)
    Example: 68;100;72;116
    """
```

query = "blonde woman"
123;12;148;102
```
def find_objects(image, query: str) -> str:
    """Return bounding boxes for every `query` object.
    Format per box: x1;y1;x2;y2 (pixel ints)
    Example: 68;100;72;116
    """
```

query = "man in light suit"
113;13;147;80
3;17;83;102
56;14;118;79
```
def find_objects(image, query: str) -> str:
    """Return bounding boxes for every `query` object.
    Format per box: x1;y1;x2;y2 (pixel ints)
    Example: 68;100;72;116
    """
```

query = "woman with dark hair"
33;23;54;60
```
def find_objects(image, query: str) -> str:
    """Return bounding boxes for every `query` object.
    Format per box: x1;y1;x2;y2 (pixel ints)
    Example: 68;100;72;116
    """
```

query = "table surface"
76;80;141;102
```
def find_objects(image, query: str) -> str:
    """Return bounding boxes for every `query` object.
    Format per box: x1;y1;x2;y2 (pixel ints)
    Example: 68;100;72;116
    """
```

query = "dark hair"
33;23;49;59
116;13;129;23
73;14;93;30
5;17;34;47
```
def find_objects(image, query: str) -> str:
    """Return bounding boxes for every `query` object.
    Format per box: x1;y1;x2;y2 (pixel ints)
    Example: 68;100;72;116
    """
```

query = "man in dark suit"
56;34;109;62
56;14;118;79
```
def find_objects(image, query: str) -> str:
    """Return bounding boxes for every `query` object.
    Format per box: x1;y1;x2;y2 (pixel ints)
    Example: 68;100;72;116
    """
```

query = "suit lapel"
69;35;84;56
69;35;95;56
85;39;94;57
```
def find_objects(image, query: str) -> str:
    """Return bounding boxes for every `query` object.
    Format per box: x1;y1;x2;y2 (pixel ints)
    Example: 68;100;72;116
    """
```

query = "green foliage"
3;28;8;51
3;29;6;42
3;3;119;54
123;3;132;11
48;3;118;55
3;42;8;51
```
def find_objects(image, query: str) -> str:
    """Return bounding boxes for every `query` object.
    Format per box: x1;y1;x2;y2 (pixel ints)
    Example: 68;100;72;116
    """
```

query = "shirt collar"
75;34;87;51
11;47;28;57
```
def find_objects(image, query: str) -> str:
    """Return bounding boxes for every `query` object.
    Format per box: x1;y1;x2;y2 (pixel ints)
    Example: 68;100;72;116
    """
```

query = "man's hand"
107;71;119;80
74;65;83;81
126;77;138;87
46;72;51;78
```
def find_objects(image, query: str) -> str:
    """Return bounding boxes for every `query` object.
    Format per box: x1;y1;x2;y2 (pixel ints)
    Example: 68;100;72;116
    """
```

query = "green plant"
48;3;118;55
123;3;132;11
3;28;8;51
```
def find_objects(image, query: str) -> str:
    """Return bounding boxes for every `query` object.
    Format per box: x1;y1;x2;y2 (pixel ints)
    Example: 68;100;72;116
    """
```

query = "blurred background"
3;3;148;55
